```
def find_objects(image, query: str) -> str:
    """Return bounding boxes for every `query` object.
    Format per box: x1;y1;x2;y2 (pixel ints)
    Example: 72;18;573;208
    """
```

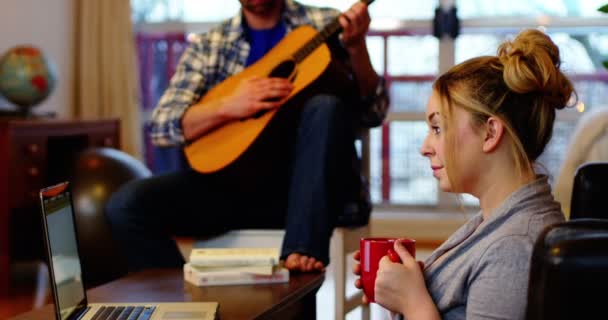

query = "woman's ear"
482;116;505;153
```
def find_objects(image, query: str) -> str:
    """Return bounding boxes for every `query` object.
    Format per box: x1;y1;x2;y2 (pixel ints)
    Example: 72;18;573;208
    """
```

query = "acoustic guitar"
184;0;375;173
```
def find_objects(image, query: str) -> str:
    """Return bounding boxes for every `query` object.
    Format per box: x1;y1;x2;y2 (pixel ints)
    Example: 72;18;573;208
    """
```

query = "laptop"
39;181;219;320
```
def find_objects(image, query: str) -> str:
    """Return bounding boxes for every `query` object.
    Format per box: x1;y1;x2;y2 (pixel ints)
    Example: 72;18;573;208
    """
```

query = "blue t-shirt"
245;20;287;66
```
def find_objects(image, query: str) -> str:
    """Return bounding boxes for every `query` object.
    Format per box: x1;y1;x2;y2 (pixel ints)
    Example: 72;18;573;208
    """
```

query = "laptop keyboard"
91;306;156;320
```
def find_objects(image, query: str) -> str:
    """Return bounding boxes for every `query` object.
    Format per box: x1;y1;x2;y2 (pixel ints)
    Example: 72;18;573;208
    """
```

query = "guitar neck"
292;0;375;63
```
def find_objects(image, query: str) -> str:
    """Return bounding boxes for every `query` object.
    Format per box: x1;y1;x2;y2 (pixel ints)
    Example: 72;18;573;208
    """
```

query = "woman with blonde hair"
354;29;575;319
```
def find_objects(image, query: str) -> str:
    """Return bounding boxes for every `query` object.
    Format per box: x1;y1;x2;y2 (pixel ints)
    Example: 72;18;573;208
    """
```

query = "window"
457;0;607;18
132;0;608;210
132;0;437;22
455;30;608;181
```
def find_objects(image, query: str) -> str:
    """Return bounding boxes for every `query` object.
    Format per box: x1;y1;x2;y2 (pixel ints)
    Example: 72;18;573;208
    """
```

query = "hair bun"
498;29;563;93
498;29;574;109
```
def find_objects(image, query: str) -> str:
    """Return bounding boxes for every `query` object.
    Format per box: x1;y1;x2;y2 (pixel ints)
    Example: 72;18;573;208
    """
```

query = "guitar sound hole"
242;59;296;121
262;59;297;105
240;110;267;121
269;60;296;80
252;110;267;119
263;68;297;102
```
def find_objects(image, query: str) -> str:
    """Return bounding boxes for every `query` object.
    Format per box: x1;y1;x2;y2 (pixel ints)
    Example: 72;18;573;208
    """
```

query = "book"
183;262;289;286
189;248;280;267
188;264;274;276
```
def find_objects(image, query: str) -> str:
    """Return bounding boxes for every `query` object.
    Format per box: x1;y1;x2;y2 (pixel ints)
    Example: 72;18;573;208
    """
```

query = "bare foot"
284;253;325;272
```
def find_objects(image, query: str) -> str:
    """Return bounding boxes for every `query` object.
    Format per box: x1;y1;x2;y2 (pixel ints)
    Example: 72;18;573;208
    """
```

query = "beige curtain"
73;0;142;158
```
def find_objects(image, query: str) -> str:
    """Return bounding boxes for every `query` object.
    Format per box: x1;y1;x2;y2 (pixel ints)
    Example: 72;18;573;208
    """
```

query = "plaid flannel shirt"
150;0;389;146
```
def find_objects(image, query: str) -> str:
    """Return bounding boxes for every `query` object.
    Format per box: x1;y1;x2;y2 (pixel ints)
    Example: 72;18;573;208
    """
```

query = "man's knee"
301;94;348;127
104;179;141;225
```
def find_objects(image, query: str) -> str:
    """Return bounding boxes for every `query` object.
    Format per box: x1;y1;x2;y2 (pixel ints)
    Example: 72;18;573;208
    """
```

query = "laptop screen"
40;182;88;320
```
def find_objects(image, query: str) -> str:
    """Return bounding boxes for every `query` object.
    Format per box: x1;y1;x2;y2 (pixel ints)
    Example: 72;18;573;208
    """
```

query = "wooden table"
11;269;325;320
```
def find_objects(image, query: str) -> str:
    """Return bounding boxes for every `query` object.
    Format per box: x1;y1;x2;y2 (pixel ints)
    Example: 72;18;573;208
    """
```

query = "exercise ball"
70;147;151;288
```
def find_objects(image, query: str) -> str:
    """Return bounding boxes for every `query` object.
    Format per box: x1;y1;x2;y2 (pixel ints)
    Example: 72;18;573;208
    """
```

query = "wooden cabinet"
0;118;120;297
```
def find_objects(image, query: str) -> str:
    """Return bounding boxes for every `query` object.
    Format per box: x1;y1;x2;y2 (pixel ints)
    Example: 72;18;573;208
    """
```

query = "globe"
0;45;56;116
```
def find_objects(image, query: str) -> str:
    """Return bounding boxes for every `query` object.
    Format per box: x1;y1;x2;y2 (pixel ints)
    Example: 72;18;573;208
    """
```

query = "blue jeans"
105;95;358;270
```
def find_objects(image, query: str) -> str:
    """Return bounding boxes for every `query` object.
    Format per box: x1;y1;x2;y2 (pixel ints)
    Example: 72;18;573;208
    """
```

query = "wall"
0;0;74;117
371;210;469;245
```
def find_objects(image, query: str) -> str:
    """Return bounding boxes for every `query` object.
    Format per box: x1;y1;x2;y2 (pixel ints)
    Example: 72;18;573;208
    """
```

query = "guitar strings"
293;19;342;63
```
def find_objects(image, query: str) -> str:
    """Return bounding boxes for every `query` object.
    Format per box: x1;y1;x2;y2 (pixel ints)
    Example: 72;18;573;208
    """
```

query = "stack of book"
184;248;289;286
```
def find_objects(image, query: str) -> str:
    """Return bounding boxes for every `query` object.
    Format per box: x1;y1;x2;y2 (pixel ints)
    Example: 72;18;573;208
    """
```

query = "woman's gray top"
419;176;564;320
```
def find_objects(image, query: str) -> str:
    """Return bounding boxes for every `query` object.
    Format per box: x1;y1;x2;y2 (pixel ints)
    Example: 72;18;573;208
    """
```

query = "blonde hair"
433;29;576;191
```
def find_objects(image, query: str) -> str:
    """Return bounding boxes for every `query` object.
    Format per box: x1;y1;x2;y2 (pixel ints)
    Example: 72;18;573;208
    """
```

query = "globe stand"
0;104;55;119
15;104;37;119
0;108;26;118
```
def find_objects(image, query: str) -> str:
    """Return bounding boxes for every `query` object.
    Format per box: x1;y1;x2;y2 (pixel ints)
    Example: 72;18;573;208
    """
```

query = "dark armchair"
570;162;608;220
525;219;608;320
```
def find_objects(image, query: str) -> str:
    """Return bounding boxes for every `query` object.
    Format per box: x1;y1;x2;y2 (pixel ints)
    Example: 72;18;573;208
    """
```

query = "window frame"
132;0;608;212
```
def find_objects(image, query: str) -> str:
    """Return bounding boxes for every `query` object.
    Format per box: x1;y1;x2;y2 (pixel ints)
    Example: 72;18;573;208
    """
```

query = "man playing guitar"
106;0;388;272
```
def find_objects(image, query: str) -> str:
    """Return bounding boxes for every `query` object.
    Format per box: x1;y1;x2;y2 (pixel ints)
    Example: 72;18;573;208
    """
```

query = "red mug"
359;237;416;303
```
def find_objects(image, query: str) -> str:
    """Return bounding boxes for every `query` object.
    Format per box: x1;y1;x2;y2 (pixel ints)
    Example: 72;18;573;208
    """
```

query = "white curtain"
73;0;142;158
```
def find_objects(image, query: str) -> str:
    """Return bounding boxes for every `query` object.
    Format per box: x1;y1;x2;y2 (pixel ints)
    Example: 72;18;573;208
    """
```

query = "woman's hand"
352;250;370;304
374;240;438;319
